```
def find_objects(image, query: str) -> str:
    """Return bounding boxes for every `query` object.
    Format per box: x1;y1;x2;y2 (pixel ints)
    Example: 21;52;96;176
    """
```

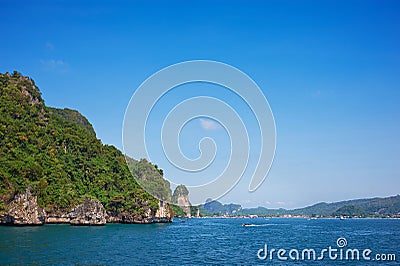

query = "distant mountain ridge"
199;195;400;218
291;195;400;217
199;199;242;216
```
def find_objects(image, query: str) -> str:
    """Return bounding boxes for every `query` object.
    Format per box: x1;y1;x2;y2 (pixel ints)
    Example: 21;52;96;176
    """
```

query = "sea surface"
0;218;399;265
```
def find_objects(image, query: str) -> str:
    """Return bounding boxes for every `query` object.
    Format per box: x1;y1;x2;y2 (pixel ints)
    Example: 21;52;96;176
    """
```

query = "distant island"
191;195;400;218
162;184;400;219
0;71;184;225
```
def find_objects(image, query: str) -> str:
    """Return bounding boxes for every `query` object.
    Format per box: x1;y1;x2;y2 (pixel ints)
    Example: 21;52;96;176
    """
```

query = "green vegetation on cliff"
127;157;172;202
0;71;160;215
171;204;187;217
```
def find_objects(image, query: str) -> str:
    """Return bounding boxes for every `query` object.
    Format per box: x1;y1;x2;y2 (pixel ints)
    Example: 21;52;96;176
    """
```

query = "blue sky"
1;0;399;208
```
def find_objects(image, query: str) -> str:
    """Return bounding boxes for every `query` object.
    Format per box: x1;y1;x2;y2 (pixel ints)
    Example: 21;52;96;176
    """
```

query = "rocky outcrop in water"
45;214;71;224
154;200;174;222
69;198;107;225
0;191;172;225
172;185;191;217
0;189;46;225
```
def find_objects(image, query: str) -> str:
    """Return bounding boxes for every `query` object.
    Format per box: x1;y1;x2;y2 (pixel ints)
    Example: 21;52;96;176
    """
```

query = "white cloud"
40;59;69;73
199;118;222;131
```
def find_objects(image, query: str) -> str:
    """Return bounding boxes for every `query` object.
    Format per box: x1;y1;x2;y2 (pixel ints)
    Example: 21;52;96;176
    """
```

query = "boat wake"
242;223;278;227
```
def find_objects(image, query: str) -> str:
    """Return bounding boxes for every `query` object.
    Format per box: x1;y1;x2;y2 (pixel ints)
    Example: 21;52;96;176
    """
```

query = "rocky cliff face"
106;200;173;223
0;190;172;226
106;210;152;224
69;198;107;225
45;214;70;224
0;189;46;225
172;185;191;217
176;196;191;217
154;201;173;222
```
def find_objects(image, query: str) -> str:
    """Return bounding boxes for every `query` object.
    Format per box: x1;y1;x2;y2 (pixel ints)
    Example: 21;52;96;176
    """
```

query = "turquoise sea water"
0;218;399;265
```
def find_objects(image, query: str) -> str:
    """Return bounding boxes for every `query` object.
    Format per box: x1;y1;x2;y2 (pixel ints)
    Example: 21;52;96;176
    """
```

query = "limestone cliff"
0;189;46;225
69;198;107;225
154;201;173;222
106;200;173;223
0;189;172;225
172;185;191;217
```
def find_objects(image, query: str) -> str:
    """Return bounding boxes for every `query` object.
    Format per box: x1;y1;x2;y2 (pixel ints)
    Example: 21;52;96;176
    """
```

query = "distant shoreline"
194;195;400;219
188;216;400;220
